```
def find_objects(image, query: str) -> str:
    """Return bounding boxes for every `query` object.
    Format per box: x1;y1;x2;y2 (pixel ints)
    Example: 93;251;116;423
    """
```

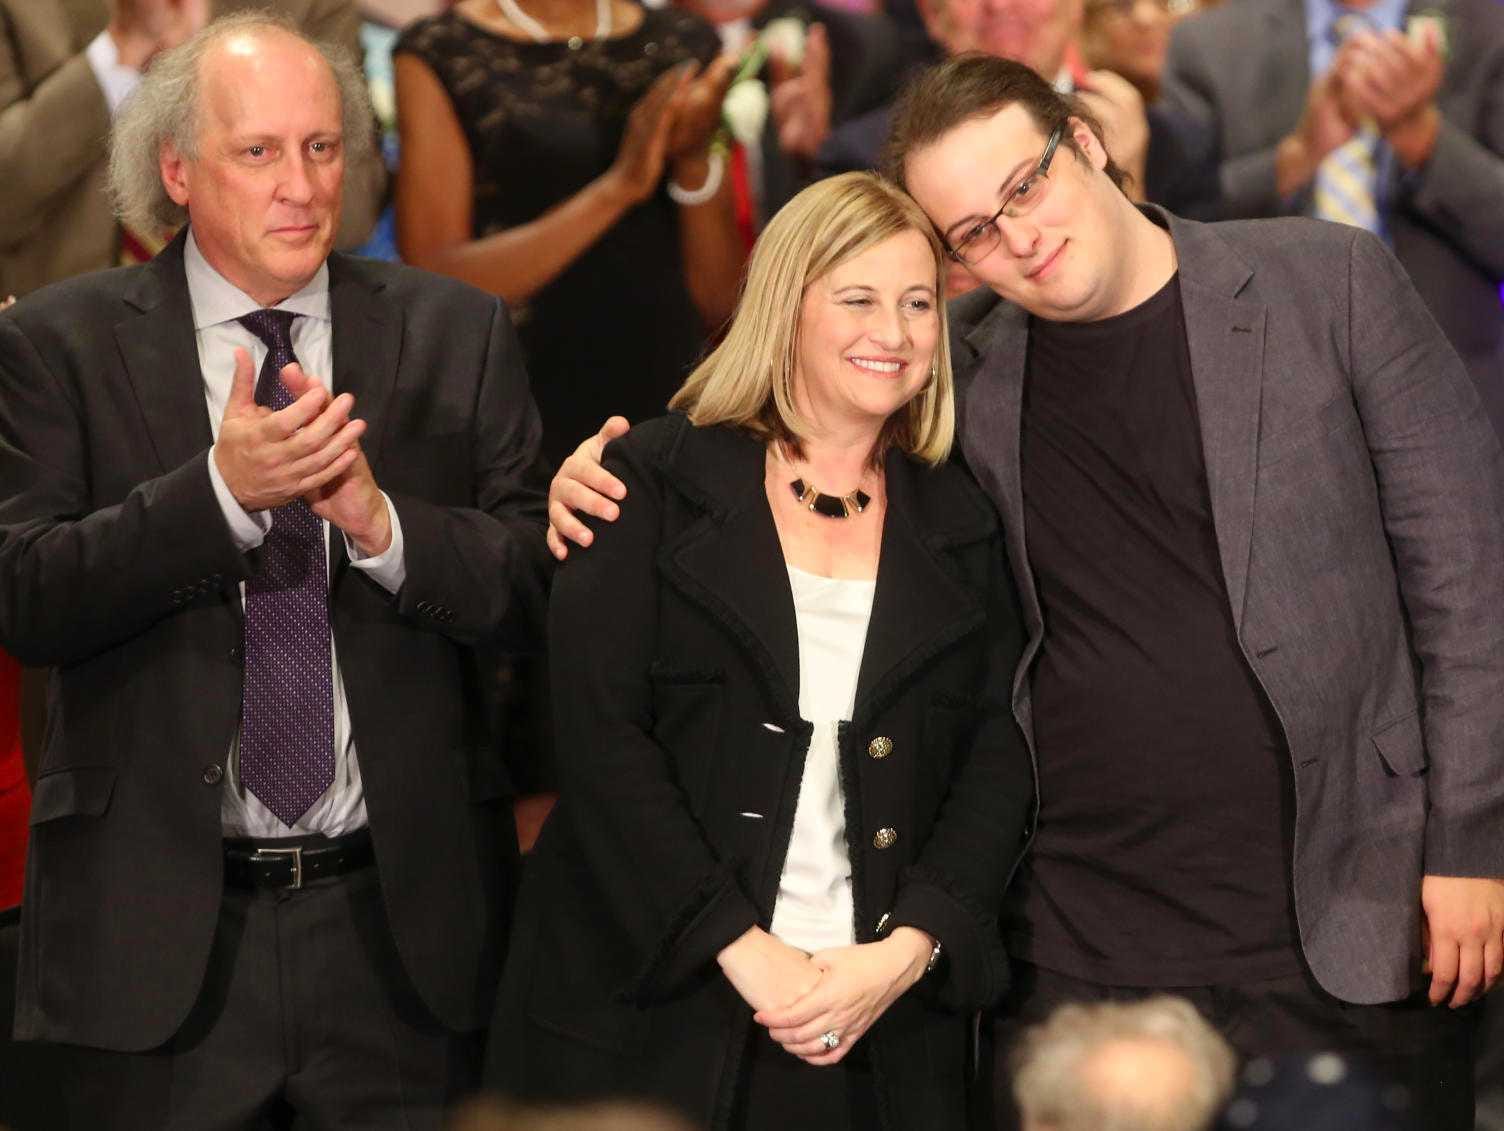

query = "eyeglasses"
943;122;1065;266
1085;0;1196;18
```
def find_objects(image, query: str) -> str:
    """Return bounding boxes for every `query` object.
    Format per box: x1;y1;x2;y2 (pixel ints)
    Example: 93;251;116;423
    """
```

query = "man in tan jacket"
0;0;385;298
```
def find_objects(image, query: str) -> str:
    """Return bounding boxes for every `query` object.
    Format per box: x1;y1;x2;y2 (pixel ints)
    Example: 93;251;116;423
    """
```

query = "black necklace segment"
790;478;871;519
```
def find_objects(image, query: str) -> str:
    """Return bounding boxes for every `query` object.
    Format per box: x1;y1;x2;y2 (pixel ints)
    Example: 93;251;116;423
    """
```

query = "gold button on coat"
873;827;898;850
867;736;894;759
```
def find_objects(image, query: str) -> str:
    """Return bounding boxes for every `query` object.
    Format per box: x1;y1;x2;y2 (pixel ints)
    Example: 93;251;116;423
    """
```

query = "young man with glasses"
890;53;1504;1130
547;52;1504;1131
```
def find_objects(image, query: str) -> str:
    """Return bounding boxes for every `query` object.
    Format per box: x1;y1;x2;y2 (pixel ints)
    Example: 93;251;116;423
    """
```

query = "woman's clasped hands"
719;924;937;1066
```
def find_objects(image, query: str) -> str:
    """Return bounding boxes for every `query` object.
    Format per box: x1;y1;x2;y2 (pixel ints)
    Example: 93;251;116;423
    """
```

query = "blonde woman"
484;172;1033;1130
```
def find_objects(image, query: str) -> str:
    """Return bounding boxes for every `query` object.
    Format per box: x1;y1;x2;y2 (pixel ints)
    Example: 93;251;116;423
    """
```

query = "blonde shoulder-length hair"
669;171;955;466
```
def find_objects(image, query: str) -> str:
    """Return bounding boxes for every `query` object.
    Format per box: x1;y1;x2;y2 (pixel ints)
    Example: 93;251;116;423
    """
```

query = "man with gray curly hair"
1013;997;1238;1131
0;12;552;1128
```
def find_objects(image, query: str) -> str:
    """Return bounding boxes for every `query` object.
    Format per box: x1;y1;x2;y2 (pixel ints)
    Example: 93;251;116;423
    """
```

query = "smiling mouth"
848;357;905;374
1026;242;1064;280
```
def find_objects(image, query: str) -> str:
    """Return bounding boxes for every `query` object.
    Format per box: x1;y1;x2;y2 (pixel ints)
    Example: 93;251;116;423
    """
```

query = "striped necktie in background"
1313;11;1383;234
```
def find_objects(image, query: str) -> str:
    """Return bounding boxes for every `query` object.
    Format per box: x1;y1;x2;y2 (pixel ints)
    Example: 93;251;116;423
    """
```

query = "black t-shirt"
1007;274;1301;985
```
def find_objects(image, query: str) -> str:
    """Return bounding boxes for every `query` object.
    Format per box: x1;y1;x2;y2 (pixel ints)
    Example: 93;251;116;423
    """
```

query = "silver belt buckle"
254;845;304;890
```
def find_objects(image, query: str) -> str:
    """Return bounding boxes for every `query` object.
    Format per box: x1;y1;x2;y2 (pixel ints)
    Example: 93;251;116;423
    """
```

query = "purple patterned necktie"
236;309;335;827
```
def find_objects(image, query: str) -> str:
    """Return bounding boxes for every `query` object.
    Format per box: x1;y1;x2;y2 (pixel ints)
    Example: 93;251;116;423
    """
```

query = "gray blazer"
948;209;1504;1005
1159;0;1504;440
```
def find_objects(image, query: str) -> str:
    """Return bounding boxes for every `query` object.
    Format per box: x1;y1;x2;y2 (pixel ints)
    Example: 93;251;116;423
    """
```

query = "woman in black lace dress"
394;0;745;465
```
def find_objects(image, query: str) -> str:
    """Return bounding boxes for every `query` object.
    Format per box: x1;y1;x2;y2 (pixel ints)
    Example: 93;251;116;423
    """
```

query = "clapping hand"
107;0;209;69
608;65;696;206
1337;27;1444;166
1277;64;1359;195
666;54;740;160
213;348;363;514
1340;28;1443;132
768;23;832;162
279;364;392;556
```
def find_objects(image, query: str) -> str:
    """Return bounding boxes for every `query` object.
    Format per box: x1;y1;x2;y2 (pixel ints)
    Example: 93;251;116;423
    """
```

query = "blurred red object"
0;650;27;910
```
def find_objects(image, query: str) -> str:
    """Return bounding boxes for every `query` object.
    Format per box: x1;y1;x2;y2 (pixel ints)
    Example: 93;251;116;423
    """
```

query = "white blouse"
769;564;876;954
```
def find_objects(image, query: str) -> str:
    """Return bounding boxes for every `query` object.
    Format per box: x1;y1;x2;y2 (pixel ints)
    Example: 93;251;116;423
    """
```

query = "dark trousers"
50;865;481;1131
732;1028;881;1131
978;961;1479;1131
1;906;65;1131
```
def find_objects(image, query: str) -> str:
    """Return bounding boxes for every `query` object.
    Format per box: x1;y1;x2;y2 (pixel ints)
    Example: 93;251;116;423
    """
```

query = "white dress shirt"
770;564;875;954
185;231;405;838
84;31;142;118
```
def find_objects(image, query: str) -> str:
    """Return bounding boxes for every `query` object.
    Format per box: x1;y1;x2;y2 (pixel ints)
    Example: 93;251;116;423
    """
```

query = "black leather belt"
223;828;374;891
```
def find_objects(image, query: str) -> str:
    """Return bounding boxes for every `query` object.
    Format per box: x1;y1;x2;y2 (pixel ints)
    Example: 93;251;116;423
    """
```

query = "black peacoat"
486;415;1035;1130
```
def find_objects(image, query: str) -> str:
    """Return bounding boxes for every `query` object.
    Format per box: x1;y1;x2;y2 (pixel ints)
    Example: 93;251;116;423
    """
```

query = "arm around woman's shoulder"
547;415;762;1003
887;472;1034;1012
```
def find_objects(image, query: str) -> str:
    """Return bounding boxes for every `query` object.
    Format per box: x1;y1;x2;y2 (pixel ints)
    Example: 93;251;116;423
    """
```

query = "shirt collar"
184;228;331;331
1306;0;1407;47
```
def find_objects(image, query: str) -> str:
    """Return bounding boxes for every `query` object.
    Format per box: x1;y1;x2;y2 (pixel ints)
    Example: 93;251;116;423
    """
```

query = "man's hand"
756;928;933;1065
1340;28;1444;168
107;0;209;69
718;927;823;1015
280;364;392;557
213;348;364;514
1076;70;1149;202
768;23;832;163
1420;874;1504;1007
546;416;631;560
1276;67;1358;196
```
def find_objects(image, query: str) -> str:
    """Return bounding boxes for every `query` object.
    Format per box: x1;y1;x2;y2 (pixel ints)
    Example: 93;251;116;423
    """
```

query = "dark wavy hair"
883;53;1130;195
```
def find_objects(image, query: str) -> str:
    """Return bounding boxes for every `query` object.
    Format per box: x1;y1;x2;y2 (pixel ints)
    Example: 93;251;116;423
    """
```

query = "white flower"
367;78;396;133
723;78;770;146
1406;13;1448;55
760;16;806;69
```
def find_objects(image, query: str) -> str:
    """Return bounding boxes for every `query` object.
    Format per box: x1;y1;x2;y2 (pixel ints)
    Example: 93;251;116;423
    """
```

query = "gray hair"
108;11;374;234
1013;996;1238;1131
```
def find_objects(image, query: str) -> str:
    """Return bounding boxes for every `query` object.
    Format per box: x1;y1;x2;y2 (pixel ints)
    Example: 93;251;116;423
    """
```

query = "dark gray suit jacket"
1160;0;1504;439
948;209;1504;1005
0;236;553;1049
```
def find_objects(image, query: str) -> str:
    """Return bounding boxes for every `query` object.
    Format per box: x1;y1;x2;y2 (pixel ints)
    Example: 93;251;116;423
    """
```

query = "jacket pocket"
29;765;117;825
649;666;725;819
1372;711;1427;777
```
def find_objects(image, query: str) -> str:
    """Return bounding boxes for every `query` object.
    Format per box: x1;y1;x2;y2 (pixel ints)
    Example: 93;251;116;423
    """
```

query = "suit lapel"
1165;211;1266;629
327;256;402;586
116;233;216;476
661;427;803;722
958;299;1042;658
661;426;994;725
852;455;988;721
329;254;402;468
